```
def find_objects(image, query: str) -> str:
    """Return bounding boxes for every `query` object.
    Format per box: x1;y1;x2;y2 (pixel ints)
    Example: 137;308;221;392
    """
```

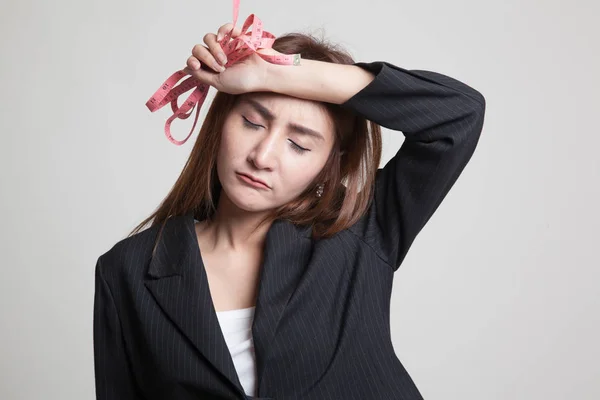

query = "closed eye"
241;116;310;154
242;116;262;130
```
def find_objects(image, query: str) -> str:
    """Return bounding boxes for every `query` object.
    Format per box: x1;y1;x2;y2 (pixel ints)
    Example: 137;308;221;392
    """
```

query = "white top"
215;306;258;397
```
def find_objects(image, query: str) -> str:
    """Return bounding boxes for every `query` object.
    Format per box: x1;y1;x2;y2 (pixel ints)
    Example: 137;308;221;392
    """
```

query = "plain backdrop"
1;0;598;398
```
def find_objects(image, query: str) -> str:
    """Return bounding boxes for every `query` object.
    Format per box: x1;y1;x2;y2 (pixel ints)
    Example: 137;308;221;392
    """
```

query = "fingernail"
213;62;225;72
218;53;227;65
217;33;223;41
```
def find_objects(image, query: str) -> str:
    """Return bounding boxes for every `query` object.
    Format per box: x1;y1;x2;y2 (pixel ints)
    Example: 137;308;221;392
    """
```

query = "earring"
316;183;324;198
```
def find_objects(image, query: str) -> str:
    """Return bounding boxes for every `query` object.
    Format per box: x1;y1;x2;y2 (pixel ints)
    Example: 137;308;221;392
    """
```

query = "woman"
93;22;486;400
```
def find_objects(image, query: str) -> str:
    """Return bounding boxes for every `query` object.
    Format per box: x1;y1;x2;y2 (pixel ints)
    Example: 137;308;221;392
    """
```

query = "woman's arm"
264;60;486;271
263;58;377;104
93;257;144;399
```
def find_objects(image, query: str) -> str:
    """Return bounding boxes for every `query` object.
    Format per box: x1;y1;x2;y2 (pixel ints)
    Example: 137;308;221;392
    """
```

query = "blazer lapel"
143;211;313;397
144;212;244;395
251;218;312;393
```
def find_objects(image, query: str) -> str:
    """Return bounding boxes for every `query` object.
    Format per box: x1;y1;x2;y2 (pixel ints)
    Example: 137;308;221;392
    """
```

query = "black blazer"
93;60;486;400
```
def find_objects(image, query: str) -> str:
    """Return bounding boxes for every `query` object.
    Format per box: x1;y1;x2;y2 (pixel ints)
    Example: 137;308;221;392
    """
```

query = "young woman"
93;22;486;400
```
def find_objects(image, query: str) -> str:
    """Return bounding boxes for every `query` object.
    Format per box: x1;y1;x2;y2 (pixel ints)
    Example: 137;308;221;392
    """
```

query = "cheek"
218;129;245;166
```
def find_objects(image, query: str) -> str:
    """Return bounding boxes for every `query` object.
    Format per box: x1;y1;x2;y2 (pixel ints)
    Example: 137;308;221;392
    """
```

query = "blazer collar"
144;210;313;398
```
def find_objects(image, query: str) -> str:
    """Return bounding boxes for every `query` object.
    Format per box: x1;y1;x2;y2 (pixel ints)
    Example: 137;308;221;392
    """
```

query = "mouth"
236;172;270;190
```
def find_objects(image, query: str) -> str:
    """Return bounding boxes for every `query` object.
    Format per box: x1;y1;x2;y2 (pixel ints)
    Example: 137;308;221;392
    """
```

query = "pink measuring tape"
145;0;301;146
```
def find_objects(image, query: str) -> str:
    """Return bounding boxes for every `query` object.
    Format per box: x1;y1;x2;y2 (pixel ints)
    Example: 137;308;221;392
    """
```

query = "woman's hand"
182;22;281;95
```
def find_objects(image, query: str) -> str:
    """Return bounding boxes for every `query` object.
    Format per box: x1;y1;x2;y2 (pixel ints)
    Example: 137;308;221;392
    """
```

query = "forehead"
236;92;334;136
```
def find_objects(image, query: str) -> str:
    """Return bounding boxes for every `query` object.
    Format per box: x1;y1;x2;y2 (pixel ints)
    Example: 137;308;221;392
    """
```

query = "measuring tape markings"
145;0;301;146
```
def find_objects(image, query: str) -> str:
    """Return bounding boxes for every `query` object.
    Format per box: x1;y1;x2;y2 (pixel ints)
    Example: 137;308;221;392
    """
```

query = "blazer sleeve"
93;257;143;399
341;61;486;271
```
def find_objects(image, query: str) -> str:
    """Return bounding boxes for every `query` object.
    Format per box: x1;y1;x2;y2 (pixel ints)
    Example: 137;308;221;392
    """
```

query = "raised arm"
267;59;486;271
342;61;485;270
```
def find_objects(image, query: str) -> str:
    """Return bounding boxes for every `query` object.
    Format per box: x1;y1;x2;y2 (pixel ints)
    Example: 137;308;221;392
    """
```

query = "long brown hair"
128;32;382;253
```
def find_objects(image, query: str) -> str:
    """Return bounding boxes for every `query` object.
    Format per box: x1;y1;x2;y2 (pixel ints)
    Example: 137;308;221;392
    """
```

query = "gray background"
1;0;598;398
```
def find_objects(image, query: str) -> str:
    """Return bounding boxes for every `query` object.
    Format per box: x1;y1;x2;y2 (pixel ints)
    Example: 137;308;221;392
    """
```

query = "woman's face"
216;92;335;213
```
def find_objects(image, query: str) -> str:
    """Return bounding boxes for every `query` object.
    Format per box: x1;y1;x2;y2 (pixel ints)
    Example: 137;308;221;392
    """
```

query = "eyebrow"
240;98;325;142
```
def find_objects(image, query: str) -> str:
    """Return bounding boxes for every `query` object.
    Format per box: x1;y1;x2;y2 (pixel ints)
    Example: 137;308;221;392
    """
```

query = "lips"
237;172;270;189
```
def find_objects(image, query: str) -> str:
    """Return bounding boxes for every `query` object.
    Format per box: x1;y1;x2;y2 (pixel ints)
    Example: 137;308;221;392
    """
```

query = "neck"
199;190;273;252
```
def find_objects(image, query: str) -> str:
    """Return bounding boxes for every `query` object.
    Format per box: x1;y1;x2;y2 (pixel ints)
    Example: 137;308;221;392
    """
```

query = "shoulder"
95;222;161;285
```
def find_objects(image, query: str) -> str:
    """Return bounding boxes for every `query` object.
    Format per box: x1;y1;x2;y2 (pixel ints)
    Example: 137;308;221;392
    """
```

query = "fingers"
216;23;233;42
186;55;201;71
182;64;218;88
191;43;225;73
187;23;242;73
203;32;228;67
216;22;242;41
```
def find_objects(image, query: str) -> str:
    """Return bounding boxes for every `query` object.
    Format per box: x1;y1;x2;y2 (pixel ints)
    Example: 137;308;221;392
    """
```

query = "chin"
222;183;274;213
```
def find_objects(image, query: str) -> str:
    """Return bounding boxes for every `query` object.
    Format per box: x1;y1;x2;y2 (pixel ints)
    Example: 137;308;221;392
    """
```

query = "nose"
248;133;278;170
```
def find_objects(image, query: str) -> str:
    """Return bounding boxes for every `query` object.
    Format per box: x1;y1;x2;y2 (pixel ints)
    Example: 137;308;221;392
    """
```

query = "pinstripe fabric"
93;61;486;400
